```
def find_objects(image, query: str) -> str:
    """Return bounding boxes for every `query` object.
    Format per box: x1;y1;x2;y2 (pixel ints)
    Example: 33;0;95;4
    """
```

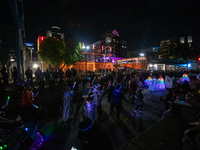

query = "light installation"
181;73;190;82
144;76;152;86
156;77;166;90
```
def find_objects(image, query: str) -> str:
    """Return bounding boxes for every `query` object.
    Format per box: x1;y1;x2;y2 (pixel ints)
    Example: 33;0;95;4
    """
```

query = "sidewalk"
117;115;181;150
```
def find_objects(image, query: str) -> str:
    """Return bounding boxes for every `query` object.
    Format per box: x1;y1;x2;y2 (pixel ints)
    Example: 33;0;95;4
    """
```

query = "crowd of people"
1;66;200;149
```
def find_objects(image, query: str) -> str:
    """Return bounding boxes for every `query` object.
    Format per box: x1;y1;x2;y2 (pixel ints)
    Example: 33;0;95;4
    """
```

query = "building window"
113;39;116;43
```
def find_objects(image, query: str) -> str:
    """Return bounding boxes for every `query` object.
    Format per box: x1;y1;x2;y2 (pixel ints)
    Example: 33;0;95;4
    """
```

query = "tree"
38;37;83;69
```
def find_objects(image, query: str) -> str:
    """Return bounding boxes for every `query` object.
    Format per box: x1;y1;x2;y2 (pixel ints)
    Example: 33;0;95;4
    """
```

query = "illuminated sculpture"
148;77;158;92
144;76;152;87
181;73;190;82
156;76;166;90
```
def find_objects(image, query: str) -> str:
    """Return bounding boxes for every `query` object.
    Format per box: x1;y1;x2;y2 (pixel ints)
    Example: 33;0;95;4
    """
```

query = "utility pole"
104;52;106;74
85;55;87;78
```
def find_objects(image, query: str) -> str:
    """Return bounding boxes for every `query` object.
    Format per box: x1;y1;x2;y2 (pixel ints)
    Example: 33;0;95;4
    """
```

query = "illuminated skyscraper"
180;37;185;44
46;26;64;41
188;36;192;47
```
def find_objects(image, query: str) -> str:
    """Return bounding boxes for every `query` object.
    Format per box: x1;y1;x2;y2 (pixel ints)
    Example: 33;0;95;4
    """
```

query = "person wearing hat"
78;118;113;150
111;84;127;119
133;87;145;115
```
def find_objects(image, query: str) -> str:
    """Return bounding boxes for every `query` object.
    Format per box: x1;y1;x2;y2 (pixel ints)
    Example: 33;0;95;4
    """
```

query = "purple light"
114;57;123;60
30;131;45;150
112;30;119;36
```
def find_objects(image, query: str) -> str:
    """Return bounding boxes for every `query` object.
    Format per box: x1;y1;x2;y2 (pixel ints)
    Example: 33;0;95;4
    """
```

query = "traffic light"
198;58;200;61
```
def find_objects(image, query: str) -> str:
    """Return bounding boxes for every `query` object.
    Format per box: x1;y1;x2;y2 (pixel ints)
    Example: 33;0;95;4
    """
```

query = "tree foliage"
38;37;83;68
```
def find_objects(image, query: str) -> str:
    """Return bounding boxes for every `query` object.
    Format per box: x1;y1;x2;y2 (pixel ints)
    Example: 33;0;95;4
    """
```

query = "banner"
196;73;200;80
177;77;183;83
165;75;173;88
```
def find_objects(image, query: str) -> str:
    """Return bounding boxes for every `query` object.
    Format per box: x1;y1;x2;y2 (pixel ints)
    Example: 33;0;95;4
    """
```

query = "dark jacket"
112;90;126;107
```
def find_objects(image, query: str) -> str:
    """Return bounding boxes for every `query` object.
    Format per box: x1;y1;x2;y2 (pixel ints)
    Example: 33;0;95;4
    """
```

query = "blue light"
188;64;191;67
25;43;33;46
79;123;93;131
25;128;28;131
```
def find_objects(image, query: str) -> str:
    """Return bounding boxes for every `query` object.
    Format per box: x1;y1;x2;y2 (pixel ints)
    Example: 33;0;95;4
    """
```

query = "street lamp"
82;46;89;78
33;63;38;68
140;53;144;57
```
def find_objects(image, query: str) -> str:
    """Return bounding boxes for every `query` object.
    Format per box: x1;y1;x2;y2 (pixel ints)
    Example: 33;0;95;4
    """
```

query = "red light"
198;58;200;61
101;46;104;50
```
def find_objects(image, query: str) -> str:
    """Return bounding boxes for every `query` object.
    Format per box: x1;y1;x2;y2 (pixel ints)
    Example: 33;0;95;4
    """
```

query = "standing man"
44;69;50;85
25;66;33;83
111;84;127;119
35;67;42;83
12;66;17;85
129;78;138;103
133;87;145;115
1;67;9;88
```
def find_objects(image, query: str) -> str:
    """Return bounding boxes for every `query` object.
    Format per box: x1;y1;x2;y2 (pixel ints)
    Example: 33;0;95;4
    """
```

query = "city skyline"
23;0;200;51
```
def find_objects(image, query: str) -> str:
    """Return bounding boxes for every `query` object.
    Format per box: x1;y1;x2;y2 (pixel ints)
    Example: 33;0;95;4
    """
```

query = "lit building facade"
63;30;129;72
38;29;146;73
0;0;25;79
82;30;127;63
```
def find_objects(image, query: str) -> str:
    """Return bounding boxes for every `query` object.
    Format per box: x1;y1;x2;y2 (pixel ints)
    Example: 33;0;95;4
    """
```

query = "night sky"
23;0;200;51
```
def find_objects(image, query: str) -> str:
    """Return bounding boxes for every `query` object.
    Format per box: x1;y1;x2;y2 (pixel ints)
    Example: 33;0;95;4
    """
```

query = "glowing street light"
33;63;38;68
82;45;85;49
140;53;144;57
86;46;89;50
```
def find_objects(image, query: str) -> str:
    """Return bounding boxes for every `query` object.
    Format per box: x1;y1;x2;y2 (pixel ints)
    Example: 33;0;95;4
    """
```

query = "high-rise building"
180;37;185;44
188;36;192;47
46;26;64;41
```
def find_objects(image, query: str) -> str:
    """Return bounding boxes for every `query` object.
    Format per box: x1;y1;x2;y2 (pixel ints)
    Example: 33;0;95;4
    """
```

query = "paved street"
37;88;167;150
1;86;167;150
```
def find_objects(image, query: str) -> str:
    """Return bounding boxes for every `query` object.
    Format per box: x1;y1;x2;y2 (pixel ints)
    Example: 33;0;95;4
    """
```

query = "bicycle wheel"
30;131;45;150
